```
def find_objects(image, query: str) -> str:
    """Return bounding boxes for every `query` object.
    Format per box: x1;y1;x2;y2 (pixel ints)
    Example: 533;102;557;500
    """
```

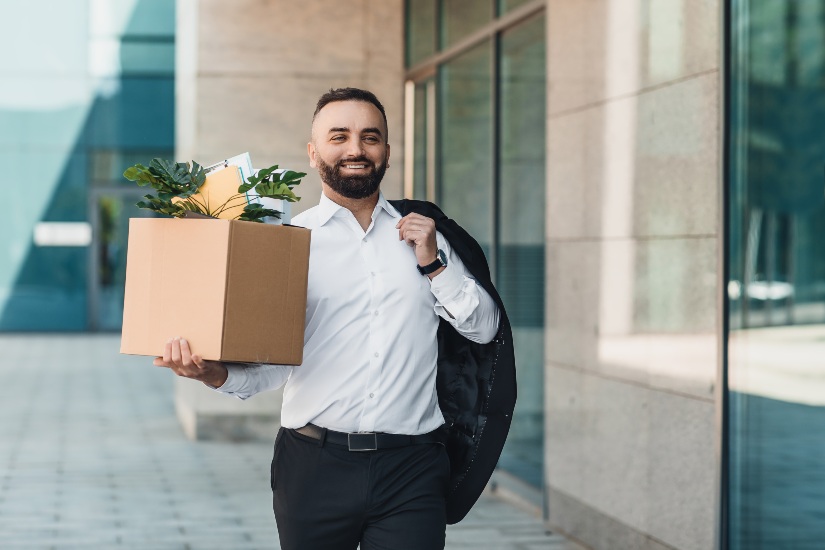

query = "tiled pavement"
0;335;583;550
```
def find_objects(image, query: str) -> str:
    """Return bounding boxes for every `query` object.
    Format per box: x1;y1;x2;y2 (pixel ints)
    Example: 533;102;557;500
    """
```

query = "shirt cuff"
428;262;465;303
208;363;249;395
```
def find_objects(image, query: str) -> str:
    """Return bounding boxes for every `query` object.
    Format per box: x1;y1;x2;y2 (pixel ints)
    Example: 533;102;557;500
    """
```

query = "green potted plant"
123;158;304;222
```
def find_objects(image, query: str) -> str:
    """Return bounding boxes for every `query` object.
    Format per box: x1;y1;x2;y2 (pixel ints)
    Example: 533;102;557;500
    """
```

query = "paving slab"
0;335;582;550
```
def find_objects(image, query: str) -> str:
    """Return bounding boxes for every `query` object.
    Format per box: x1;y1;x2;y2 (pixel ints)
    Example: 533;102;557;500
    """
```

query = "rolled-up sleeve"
429;233;500;344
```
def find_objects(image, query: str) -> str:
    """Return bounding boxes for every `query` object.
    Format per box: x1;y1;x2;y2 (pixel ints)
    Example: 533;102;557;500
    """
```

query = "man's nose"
344;139;365;157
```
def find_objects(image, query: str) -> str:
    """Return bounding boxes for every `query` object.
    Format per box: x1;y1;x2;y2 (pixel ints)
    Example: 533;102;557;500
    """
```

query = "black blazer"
390;199;517;524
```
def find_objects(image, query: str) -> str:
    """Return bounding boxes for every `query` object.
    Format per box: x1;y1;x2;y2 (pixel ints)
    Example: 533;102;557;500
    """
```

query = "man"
155;88;516;549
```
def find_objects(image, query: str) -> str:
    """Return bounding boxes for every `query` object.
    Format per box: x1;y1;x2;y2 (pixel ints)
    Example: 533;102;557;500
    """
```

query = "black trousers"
271;427;450;550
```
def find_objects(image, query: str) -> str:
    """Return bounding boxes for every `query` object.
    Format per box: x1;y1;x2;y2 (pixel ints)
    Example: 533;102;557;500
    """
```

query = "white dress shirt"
213;191;500;435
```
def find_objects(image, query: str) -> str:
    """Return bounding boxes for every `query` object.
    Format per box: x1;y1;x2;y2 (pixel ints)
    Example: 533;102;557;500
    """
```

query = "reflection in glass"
440;0;493;49
0;0;174;330
437;42;493;255
498;0;535;16
728;1;825;547
94;194;155;330
406;0;437;66
496;15;546;487
413;83;428;200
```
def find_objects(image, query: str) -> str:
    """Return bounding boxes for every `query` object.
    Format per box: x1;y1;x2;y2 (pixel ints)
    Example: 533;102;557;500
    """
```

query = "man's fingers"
396;212;426;226
163;339;172;363
180;338;195;368
171;337;182;364
399;224;435;248
396;214;431;237
156;337;208;379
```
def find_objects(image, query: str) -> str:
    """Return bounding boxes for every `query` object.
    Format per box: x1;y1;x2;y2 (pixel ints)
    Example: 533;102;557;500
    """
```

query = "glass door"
88;188;155;331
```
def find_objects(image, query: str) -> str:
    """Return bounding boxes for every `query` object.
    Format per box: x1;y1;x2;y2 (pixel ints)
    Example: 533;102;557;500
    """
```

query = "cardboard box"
120;217;310;364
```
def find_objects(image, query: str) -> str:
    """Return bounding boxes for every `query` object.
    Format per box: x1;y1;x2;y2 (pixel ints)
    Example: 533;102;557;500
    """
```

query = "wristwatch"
417;249;448;275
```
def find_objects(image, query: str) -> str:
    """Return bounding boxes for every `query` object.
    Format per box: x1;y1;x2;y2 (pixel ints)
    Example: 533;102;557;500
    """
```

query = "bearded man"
155;87;516;550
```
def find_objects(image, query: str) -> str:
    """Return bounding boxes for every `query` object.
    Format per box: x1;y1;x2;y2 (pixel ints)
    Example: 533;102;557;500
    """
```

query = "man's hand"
396;213;445;279
153;337;229;388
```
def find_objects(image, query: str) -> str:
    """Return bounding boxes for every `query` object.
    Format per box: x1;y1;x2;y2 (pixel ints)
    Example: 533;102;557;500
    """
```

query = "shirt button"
374;352;379;358
374;310;379;316
369;393;374;398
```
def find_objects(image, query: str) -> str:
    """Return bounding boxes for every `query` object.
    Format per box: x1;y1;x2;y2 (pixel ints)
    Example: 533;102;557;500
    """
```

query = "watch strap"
417;251;446;275
417;257;443;275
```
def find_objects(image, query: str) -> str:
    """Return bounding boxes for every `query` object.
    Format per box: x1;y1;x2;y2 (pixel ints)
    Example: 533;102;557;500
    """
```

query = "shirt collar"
317;190;400;227
316;192;343;227
375;191;401;220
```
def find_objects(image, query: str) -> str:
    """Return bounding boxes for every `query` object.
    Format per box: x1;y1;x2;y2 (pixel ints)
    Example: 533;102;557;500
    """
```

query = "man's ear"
307;142;317;168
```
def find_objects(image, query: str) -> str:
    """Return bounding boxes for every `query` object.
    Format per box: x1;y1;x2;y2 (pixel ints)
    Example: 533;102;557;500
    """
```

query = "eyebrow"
328;126;384;137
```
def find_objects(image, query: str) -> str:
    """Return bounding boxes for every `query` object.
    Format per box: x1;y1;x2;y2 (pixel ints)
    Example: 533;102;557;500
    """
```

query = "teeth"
345;165;366;168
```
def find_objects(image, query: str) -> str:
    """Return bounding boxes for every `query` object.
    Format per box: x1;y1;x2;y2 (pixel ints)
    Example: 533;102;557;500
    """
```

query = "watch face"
437;249;448;266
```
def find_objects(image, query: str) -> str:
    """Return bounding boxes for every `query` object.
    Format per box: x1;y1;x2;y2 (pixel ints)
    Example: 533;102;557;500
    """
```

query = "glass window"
406;0;437;66
441;0;493;49
496;14;546;487
437;42;494;255
92;192;156;330
407;2;546;489
87;77;175;149
413;83;429;200
91;149;174;185
0;152;89;330
728;0;825;547
0;0;174;331
498;0;535;16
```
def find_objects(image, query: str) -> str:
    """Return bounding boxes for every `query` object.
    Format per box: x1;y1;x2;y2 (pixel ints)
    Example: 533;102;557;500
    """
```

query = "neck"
322;184;379;231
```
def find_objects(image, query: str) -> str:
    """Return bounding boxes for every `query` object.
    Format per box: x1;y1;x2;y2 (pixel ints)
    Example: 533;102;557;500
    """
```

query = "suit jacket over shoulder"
389;199;517;524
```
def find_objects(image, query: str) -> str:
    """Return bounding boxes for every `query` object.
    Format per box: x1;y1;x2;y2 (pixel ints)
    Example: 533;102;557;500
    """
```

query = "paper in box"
120;217;310;364
176;165;246;220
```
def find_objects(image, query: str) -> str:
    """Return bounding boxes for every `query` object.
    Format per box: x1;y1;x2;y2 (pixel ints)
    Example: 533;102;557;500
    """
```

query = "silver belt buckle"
348;432;378;451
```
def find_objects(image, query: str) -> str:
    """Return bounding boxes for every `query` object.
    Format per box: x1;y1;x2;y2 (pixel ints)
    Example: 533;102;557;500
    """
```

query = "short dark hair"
313;87;388;141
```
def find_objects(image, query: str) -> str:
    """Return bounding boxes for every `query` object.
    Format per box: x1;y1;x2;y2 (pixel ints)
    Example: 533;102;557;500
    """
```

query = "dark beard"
317;156;386;199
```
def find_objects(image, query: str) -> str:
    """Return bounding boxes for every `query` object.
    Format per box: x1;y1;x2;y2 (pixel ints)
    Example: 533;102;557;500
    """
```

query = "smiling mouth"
342;164;368;169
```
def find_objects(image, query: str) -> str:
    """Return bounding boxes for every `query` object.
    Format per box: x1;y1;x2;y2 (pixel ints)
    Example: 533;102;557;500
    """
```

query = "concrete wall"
177;0;406;215
174;0;405;439
543;1;721;548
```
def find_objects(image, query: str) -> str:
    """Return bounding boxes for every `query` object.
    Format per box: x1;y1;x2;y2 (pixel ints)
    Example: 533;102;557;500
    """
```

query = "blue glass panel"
441;0;493;49
0;84;90;148
413;83;428;200
0;0;88;75
406;0;437;66
728;1;825;547
496;15;546;488
91;0;175;38
0;149;89;331
86;77;175;149
119;41;175;75
0;0;175;331
437;42;493;255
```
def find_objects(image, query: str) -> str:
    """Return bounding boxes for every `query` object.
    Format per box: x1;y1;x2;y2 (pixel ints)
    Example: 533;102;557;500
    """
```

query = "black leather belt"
294;423;443;452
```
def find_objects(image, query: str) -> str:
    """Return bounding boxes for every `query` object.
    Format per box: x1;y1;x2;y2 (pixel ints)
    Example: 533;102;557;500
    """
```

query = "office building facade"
2;1;824;548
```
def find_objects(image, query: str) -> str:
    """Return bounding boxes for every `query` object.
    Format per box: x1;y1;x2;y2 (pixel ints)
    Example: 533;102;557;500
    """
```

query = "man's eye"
364;136;378;143
331;136;345;141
